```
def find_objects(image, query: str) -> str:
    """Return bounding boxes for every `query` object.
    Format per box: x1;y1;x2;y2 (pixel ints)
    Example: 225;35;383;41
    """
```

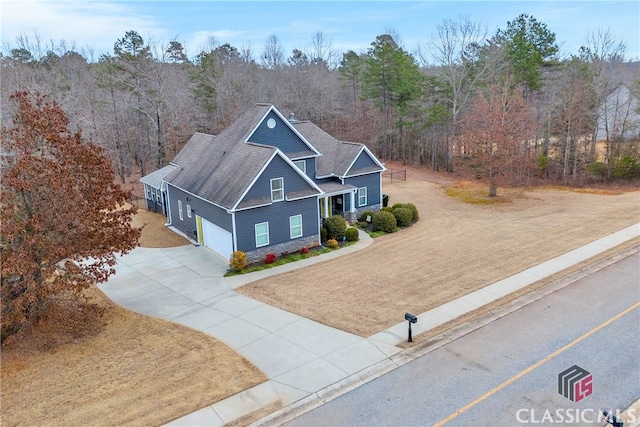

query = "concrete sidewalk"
99;223;640;427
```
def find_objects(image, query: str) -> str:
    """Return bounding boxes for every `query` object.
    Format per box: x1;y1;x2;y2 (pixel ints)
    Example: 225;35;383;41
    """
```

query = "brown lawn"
131;205;191;248
238;171;640;337
1;208;265;426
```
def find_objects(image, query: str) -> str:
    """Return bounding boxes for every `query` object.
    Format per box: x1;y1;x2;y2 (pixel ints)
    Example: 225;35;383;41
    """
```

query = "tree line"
2;14;639;192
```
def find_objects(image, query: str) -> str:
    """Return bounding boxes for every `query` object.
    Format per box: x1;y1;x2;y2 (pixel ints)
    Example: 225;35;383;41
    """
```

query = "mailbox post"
405;312;417;342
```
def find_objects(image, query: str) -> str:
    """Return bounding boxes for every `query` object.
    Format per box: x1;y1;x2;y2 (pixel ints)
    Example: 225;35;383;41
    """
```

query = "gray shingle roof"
164;105;277;210
291;121;381;177
148;104;381;211
140;164;177;188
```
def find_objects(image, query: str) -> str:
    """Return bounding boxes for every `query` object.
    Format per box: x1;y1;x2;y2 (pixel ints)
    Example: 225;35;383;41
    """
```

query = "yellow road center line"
433;301;640;427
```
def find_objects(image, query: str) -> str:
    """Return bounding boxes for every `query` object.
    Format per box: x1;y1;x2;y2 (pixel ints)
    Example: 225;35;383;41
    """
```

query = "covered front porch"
318;182;358;223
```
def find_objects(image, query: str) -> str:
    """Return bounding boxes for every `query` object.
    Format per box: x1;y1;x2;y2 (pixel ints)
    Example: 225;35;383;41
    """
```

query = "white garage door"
201;218;233;259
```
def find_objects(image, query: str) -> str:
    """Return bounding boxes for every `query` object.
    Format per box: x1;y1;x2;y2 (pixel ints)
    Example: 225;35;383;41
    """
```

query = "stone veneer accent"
246;235;319;263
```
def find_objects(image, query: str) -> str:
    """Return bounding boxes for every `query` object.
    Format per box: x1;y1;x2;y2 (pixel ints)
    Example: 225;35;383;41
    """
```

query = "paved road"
287;251;640;426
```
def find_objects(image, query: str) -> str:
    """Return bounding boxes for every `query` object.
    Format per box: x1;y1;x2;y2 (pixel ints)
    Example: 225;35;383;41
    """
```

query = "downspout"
165;182;173;225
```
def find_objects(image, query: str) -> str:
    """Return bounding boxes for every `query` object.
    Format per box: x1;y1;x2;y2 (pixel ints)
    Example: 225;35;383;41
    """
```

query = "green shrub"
615;156;640;179
391;203;405;210
372;210;397;233
320;226;327;242
229;251;247;272
381;206;393;213
345;227;359;242
326;238;339;248
359;211;375;222
324;215;346;240
393;207;413;227
405;203;419;221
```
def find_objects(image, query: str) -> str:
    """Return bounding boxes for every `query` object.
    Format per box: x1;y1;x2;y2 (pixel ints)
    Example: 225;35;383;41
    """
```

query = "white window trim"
178;200;183;221
289;214;303;239
294;160;306;174
156;188;161;202
146;186;152;200
187;204;192;218
271;177;284;202
358;187;367;207
255;222;269;247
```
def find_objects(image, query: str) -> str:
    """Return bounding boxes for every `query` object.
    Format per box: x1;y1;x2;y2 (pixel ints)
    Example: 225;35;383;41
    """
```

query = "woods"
1;17;639;195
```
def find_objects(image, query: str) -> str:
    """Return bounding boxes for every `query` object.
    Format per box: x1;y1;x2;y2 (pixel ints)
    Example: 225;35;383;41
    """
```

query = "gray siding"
344;173;381;208
291;157;317;181
349;151;378;172
241;155;314;202
249;111;310;155
235;197;318;253
167;184;232;241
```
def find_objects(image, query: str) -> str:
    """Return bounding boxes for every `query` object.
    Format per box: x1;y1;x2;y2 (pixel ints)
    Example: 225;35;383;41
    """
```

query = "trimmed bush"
405;202;419;221
381;206;393;213
229;251;247;272
324;215;346;240
393;207;413;227
391;203;405;210
372;210;397;233
320;226;327;242
359;211;375;223
326;238;339;248
345;227;359;242
265;253;276;264
300;246;309;254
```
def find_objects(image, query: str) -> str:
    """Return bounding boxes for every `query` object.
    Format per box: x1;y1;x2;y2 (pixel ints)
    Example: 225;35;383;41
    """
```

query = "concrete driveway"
99;240;400;423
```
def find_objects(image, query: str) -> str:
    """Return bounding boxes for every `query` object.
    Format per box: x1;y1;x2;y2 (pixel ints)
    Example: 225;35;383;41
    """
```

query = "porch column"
323;196;329;218
350;190;356;213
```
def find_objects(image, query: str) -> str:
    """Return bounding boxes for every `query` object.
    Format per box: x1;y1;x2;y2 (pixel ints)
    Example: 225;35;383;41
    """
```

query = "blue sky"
2;1;639;62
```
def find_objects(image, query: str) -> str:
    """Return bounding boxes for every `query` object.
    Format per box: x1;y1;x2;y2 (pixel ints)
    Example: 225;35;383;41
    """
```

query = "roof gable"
345;146;386;177
247;107;320;158
291;121;384;178
234;148;322;210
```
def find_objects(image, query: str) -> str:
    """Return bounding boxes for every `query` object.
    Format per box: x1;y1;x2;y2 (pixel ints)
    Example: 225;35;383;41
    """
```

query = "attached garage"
198;216;233;259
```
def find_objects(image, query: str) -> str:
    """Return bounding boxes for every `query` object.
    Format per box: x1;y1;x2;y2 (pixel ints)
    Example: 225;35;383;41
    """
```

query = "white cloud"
1;1;168;58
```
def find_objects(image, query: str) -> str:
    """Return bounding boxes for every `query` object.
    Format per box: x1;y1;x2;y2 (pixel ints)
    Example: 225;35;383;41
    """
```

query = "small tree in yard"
1;90;141;341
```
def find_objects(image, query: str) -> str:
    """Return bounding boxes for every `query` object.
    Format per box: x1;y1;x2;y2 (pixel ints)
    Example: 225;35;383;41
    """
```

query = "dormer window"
271;177;284;202
294;160;306;174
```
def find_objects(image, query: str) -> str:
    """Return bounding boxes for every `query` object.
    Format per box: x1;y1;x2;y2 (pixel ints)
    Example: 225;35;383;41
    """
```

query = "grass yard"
1;207;265;426
238;173;640;337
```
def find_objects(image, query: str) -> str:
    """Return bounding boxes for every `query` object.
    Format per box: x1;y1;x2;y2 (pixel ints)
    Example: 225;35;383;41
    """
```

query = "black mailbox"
405;312;417;342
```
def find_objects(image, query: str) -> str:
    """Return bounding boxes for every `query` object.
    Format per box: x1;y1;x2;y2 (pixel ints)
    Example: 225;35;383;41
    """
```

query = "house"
140;104;385;262
595;83;640;142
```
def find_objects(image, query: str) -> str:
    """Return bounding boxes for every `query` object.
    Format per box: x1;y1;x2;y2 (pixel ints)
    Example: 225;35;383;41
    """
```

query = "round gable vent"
267;118;276;129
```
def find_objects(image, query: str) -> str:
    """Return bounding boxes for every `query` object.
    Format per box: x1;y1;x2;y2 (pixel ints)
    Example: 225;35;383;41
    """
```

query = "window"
146;186;152;200
187;204;192;218
156;188;161;203
151;190;156;202
271;178;284;202
178;200;183;220
358;187;367;207
255;222;269;247
294;160;306;174
290;215;303;239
